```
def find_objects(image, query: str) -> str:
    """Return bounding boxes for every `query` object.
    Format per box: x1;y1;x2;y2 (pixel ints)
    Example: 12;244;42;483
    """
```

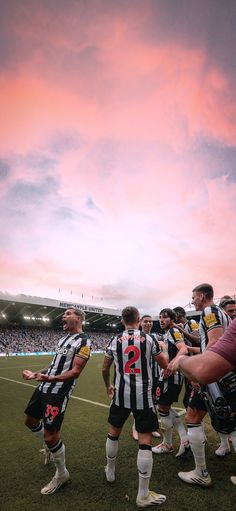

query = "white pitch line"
0;364;48;370
0;376;186;414
0;376;109;409
0;376;37;389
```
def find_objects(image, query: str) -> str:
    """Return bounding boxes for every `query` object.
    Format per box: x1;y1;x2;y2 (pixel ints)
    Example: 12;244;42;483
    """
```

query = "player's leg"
178;401;211;487
131;413;139;441
105;425;121;482
151;381;161;440
105;403;128;483
167;383;189;458
40;394;70;495
229;429;236;485
152;403;173;454
135;409;166;507
24;388;52;465
215;432;231;457
170;402;190;458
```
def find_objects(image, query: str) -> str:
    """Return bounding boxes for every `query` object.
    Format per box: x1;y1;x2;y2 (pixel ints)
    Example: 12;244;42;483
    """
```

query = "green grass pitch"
0;354;235;511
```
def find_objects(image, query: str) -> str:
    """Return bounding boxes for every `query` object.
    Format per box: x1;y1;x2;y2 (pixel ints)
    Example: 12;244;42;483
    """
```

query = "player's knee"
44;429;60;447
187;404;207;424
24;415;38;429
185;408;200;424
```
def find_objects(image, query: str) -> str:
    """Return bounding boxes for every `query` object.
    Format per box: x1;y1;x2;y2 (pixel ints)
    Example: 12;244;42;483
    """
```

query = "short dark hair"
141;314;152;321
122;306;139;325
219;298;236;309
159;308;176;321
192;283;214;300
173;306;186;317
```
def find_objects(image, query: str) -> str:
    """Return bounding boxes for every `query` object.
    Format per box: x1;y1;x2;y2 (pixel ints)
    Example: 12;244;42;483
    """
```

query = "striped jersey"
200;305;231;352
150;333;162;380
183;319;199;353
159;327;185;386
38;332;91;395
105;329;161;410
184;319;199;341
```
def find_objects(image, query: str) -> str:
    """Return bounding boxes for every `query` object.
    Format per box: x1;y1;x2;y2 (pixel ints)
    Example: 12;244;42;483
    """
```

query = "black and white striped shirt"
38;332;91;395
159;327;185;386
200;305;231;352
105;329;161;410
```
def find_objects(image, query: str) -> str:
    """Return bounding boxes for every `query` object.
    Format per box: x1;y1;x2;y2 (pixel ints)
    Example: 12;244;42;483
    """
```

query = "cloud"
0;160;10;179
0;1;236;311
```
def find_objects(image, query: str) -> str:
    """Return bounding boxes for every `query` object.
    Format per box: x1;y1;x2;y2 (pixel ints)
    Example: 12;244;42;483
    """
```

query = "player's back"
107;328;158;409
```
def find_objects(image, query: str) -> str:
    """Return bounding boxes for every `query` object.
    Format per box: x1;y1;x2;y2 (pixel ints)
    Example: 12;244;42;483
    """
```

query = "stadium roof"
0;292;122;331
0;291;200;332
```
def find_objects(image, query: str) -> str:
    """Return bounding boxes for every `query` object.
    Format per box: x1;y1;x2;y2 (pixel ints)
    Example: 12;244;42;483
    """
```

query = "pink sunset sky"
1;0;236;315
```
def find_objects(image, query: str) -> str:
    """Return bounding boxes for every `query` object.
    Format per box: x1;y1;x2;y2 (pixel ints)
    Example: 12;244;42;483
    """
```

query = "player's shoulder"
187;319;199;331
169;326;184;342
72;332;91;347
202;305;223;328
203;304;219;314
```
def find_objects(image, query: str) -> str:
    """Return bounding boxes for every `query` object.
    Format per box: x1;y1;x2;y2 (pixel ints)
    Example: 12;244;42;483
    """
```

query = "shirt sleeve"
151;336;161;357
188;320;199;333
76;335;91;360
202;305;223;332
171;327;185;344
209;318;236;366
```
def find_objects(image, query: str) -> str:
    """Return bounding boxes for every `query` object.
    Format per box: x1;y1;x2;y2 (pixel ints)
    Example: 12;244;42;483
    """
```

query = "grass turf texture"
0;355;235;511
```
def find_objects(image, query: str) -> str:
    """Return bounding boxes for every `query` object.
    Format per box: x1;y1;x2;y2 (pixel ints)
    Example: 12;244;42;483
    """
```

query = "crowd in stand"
0;326;111;354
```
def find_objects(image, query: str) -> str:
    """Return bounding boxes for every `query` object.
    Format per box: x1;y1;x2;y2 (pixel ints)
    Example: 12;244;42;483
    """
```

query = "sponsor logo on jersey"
55;347;68;355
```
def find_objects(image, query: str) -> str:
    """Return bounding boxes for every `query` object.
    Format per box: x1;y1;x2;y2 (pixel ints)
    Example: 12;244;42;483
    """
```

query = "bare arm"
187;346;200;354
36;355;88;382
154;351;168;369
102;356;114;399
173;351;234;383
22;365;50;380
206;327;224;349
164;341;188;376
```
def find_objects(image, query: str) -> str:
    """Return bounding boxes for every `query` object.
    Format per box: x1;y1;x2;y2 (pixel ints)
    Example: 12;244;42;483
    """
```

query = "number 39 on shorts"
124;345;141;374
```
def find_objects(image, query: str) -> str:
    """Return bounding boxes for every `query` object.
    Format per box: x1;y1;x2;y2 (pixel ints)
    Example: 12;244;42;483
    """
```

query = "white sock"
188;424;208;476
159;411;173;445
49;440;66;477
31;421;44;442
170;409;188;444
201;421;207;442
230;430;236;452
106;435;118;473
218;432;230;449
137;447;153;499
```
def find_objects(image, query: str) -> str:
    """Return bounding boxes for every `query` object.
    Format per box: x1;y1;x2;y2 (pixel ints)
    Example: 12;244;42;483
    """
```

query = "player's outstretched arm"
36;355;88;382
22;364;50;380
173;351;233;383
22;370;37;380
